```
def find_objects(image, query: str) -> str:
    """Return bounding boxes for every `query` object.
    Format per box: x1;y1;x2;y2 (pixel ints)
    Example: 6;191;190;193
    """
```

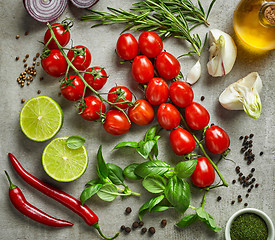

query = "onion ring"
70;0;98;8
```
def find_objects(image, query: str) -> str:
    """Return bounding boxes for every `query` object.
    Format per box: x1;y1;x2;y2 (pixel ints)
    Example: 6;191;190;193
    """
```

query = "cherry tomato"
156;52;181;80
131;55;154;84
169;81;194;107
44;23;70;50
170;128;196;155
185;102;210;130
205;125;230;154
103;109;131;135
128;99;154;126
67;45;91;71
60;75;85;101
145;77;169;105
138;31;163;58
116;33;139;60
84;66;108;91
107;86;133;109
191;157;215;187
80;96;106;121
41;49;68;77
157;103;181;130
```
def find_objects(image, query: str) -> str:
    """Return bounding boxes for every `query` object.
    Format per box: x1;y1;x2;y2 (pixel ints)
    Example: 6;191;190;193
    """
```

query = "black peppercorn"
161;219;167;227
238;198;243;202
245;135;249;139
248;188;251;193
232;180;236;184
249;133;254;138
238;195;242;198
132;222;139;228
217;196;222;201
125;227;131;233
251;168;255;173
259;151;264;156
138;221;144;227
239;173;243;177
200;96;205;101
231;200;235;205
255;183;259;188
125;207;132;214
246;193;249;198
141;227;147;234
121;225;125;231
239;136;244;140
252;178;255;182
149;227;156;234
244;203;248;207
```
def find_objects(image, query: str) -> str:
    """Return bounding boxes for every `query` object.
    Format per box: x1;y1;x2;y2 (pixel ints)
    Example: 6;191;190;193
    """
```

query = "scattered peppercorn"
217;196;222;201
246;193;249;198
125;207;132;214
120;225;125;231
141;227;147;234
23;58;27;62
149;227;156;234
245;135;249;139
36;53;40;57
16;34;20;39
37;90;41;94
125;227;131;233
25;54;29;58
259;151;264;156
15;56;19;61
232;180;236;184
244;203;248;207
231;200;235;205
25;31;29;36
238;198;243;203
239;173;243;177
161;219;167;227
255;183;259;188
200;96;205;101
132;221;139;228
138;221;144;227
21;98;25;103
239;136;244;140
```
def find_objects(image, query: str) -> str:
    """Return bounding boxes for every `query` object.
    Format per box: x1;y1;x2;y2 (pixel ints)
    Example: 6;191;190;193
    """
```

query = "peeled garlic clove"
219;72;263;119
207;29;237;77
186;60;201;85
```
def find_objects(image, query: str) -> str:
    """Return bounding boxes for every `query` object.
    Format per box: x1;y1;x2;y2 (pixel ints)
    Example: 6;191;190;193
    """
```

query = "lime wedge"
42;137;88;182
20;96;63;142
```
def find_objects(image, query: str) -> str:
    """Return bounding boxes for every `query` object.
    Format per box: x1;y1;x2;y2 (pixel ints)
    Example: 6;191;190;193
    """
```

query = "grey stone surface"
0;0;274;239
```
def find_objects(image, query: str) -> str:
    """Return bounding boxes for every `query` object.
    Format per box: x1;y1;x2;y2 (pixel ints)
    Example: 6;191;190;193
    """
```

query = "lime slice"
42;137;88;182
20;96;63;142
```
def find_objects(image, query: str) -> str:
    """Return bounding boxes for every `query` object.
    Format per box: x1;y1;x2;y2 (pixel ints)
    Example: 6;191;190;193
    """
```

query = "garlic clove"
186;60;201;85
207;29;237;77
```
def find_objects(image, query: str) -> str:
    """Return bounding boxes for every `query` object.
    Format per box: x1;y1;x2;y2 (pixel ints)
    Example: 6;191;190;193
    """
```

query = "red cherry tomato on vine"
145;77;169;105
60;75;85;101
138;31;163;58
205;125;230;154
128;99;154;126
116;33;139;60
103;109;131;135
84;66;108;91
170;128;196;155
80;96;106;121
107;86;133;109
41;49;68;77
156;52;181;80
44;23;70;50
169;81;194;107
67;45;91;71
185;102;210;130
157;103;181;130
131;55;154;84
191;157;215;187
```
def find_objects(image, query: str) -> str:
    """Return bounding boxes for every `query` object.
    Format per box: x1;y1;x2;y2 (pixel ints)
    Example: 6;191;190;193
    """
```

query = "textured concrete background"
0;0;274;239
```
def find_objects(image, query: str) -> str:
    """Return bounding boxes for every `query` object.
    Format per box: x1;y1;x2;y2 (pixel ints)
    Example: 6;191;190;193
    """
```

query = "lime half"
42;137;88;182
20;96;63;142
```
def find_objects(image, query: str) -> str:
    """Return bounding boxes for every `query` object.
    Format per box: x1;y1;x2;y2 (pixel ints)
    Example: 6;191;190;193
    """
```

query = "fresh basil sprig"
66;136;85;149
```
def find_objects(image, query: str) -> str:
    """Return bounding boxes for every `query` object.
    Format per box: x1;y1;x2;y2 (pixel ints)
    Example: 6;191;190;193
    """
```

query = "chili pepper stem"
92;222;119;240
4;171;16;190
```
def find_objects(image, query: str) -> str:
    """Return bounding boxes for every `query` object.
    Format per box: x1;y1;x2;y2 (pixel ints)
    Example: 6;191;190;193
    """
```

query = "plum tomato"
131;55;154;84
60;75;85;101
205;125;230;154
157;103;181;130
156;52;181;80
107;86;133;109
116;33;139;60
191;157;215;187
41;49;68;77
103;109;131;135
67;45;91;71
138;31;163;58
169;81;194;107
128;99;154;126
80;96;106;121
170;128;196;155
185;102;210;130
44;23;70;50
84;66;108;91
145;77;169;105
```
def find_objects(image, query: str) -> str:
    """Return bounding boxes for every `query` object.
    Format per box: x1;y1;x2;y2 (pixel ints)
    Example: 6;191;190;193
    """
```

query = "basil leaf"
137;140;156;159
175;160;197;178
148;194;164;211
164;176;190;214
196;207;221;232
151;205;171;212
107;163;124;185
176;214;198;228
97;184;118;202
138;195;164;220
85;178;101;186
96;145;109;180
144;125;158;141
123;163;141;180
80;184;103;204
142;175;166;193
66;136;85;149
152;136;160;157
135;160;171;178
114;141;139;149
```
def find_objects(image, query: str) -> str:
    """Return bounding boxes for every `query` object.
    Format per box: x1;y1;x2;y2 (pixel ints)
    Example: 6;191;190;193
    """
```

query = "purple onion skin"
70;0;99;8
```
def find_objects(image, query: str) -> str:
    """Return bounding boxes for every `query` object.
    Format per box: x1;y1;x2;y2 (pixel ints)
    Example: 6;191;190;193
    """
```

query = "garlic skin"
186;60;201;85
219;72;263;119
207;29;237;77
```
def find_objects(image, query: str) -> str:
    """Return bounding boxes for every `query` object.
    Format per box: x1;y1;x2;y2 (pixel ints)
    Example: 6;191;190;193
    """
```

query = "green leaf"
114;141;139;149
96;145;109;180
196;207;221;232
144;125;158;141
152;136;160;157
151;205;171;212
138;195;164;220
66;136;85;149
80;184;103;204
142;175;166;193
123;163;141;180
164;176;190;214
148;194;164;211
97;184;118;202
176;214;198;228
175;160;197;178
135;160;171;178
137;140;156;159
85;178;101;186
107;163;124;185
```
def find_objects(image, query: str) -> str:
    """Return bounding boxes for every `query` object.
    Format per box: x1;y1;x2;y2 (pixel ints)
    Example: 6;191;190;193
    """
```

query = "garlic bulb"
186;60;201;85
207;29;237;77
219;72;263;119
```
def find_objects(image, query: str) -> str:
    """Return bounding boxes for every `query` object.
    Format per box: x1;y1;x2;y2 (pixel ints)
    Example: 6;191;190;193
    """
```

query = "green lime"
20;96;63;142
42;137;88;182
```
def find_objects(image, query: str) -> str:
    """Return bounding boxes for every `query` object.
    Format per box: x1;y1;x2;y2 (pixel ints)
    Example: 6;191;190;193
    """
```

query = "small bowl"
225;208;274;240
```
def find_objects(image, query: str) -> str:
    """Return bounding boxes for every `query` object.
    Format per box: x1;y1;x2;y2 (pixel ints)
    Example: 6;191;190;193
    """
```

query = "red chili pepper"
8;153;119;240
4;170;73;227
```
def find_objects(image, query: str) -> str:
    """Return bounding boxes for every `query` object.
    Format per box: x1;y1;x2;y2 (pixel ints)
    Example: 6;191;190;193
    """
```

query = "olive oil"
233;0;275;50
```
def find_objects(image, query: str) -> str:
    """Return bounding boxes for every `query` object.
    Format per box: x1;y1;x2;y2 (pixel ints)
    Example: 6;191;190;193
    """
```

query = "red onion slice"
23;0;68;22
70;0;98;8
